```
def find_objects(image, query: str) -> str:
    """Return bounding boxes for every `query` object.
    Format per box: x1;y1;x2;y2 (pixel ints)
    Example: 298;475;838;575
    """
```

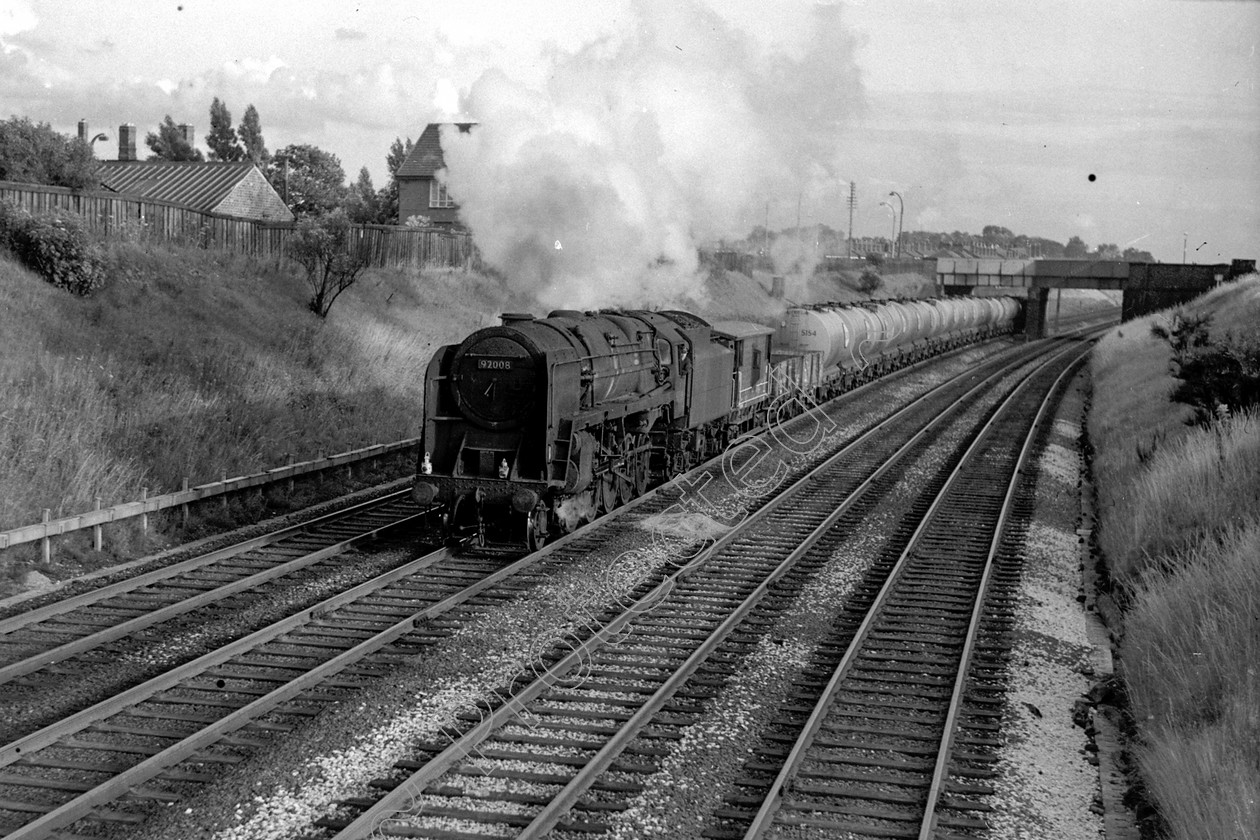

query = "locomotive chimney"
500;313;535;325
770;275;785;299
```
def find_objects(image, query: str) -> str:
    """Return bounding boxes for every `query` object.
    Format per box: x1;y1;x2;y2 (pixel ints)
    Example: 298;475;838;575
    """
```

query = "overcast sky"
2;0;1257;266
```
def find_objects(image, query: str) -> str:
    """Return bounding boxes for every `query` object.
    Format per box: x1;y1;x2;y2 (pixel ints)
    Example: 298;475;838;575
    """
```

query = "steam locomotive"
412;296;1021;549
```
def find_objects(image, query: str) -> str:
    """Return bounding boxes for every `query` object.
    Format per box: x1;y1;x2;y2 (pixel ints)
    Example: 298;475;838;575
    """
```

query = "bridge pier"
1024;288;1050;340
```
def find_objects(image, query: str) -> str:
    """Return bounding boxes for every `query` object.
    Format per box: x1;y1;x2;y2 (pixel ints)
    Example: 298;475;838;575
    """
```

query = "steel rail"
0;489;412;636
739;336;1094;839
0;515;437;769
0;496;420;683
330;335;1070;839
915;345;1092;840
0;464;694;838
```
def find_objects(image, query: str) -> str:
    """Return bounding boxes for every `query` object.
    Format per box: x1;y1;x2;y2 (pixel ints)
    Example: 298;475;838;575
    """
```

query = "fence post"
287;453;295;494
93;497;103;552
141;487;149;534
181;477;190;526
222;474;229;512
41;509;51;566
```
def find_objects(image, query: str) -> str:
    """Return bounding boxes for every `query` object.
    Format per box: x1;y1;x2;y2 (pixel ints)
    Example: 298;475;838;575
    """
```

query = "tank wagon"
774;297;1019;397
413;295;1020;549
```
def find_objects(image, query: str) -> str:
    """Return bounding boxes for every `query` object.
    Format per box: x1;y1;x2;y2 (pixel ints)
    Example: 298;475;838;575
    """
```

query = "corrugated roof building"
98;161;293;222
396;123;475;226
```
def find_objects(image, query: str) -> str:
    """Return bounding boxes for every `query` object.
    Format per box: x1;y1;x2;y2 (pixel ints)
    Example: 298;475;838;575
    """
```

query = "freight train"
412;296;1021;549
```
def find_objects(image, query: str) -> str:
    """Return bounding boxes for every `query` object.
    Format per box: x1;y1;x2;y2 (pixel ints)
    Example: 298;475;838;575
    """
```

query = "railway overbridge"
935;258;1255;338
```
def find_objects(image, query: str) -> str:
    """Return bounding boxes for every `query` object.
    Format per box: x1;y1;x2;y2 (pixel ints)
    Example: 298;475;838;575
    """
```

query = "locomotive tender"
412;296;1020;549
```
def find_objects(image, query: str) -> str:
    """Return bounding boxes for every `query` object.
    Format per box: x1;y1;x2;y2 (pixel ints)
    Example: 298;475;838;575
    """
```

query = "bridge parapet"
936;258;1129;290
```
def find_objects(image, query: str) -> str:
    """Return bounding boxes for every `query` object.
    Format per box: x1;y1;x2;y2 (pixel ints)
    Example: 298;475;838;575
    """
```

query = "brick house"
396;122;475;226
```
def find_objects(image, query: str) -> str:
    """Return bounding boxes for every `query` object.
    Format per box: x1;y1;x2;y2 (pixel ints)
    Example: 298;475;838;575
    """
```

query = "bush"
7;209;107;295
857;270;883;295
286;209;370;317
0;199;19;250
1153;311;1260;423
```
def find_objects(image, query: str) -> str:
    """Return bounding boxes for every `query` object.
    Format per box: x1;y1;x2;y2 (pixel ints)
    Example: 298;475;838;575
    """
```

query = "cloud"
222;55;288;84
334;27;366;41
0;0;36;38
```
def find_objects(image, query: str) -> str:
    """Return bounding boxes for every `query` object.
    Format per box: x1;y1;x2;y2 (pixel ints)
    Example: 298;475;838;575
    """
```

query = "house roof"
396;123;476;179
97;161;263;212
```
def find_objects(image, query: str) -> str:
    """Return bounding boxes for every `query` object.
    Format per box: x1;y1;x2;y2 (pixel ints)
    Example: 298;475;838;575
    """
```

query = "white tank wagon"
774;295;1022;397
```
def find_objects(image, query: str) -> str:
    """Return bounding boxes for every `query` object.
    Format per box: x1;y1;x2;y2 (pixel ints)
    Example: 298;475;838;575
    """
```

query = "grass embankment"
0;239;512;586
1088;275;1260;840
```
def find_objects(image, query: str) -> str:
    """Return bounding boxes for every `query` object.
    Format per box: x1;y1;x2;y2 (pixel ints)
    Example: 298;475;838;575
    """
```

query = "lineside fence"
0;180;478;271
0;439;420;563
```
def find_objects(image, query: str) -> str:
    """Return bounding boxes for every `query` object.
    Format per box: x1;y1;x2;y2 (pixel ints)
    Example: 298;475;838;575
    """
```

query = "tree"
345;166;385;224
0;117;99;189
286;209;370;317
205;97;243;161
1065;235;1088;258
145;115;204;161
269;144;347;216
374;135;413;224
238;104;269;169
982;225;1014;243
1094;243;1122;260
1122;246;1155;262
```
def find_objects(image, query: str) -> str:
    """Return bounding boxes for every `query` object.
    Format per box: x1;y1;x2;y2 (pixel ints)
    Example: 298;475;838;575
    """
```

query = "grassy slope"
1087;275;1260;840
0;241;512;572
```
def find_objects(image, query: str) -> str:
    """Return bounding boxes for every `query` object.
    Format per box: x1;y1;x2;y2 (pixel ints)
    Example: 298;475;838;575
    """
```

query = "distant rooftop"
396;123;476;179
98;160;260;213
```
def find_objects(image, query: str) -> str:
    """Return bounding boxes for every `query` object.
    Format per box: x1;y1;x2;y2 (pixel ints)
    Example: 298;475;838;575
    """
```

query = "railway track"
0;492;439;750
0;492;426;681
0;329;1092;839
730;340;1089;839
302;336;1094;839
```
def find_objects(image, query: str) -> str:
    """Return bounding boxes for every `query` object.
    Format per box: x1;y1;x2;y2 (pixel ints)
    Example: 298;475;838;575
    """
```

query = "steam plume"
440;1;864;310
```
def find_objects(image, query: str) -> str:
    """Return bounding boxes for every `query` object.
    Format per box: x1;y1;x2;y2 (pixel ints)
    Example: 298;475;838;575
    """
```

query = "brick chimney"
178;123;195;148
78;119;88;143
118;123;137;162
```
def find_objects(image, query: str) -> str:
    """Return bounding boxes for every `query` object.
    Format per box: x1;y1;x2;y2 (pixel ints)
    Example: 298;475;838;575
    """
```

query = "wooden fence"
0;180;478;270
0;439;420;561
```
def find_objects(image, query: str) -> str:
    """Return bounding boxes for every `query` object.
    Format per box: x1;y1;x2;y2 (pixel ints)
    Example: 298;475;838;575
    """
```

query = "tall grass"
1122;518;1259;840
0;239;507;576
1088;274;1260;840
1117;410;1260;579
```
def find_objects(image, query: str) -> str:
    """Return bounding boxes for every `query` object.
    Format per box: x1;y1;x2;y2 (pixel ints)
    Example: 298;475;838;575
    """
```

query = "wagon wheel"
631;435;650;497
448;494;485;547
447;495;469;545
525;507;549;553
613;434;639;504
600;472;620;513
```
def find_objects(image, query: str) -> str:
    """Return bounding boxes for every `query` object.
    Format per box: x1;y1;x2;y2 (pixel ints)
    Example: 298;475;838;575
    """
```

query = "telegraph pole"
847;181;856;258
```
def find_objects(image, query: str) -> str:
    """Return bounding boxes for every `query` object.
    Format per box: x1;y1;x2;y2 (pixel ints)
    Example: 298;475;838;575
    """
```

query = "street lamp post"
888;191;903;258
879;201;896;256
1183;232;1188;264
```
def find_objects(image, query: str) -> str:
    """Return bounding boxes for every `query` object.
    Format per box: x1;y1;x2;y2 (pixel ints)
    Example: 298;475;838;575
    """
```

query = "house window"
429;180;455;209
